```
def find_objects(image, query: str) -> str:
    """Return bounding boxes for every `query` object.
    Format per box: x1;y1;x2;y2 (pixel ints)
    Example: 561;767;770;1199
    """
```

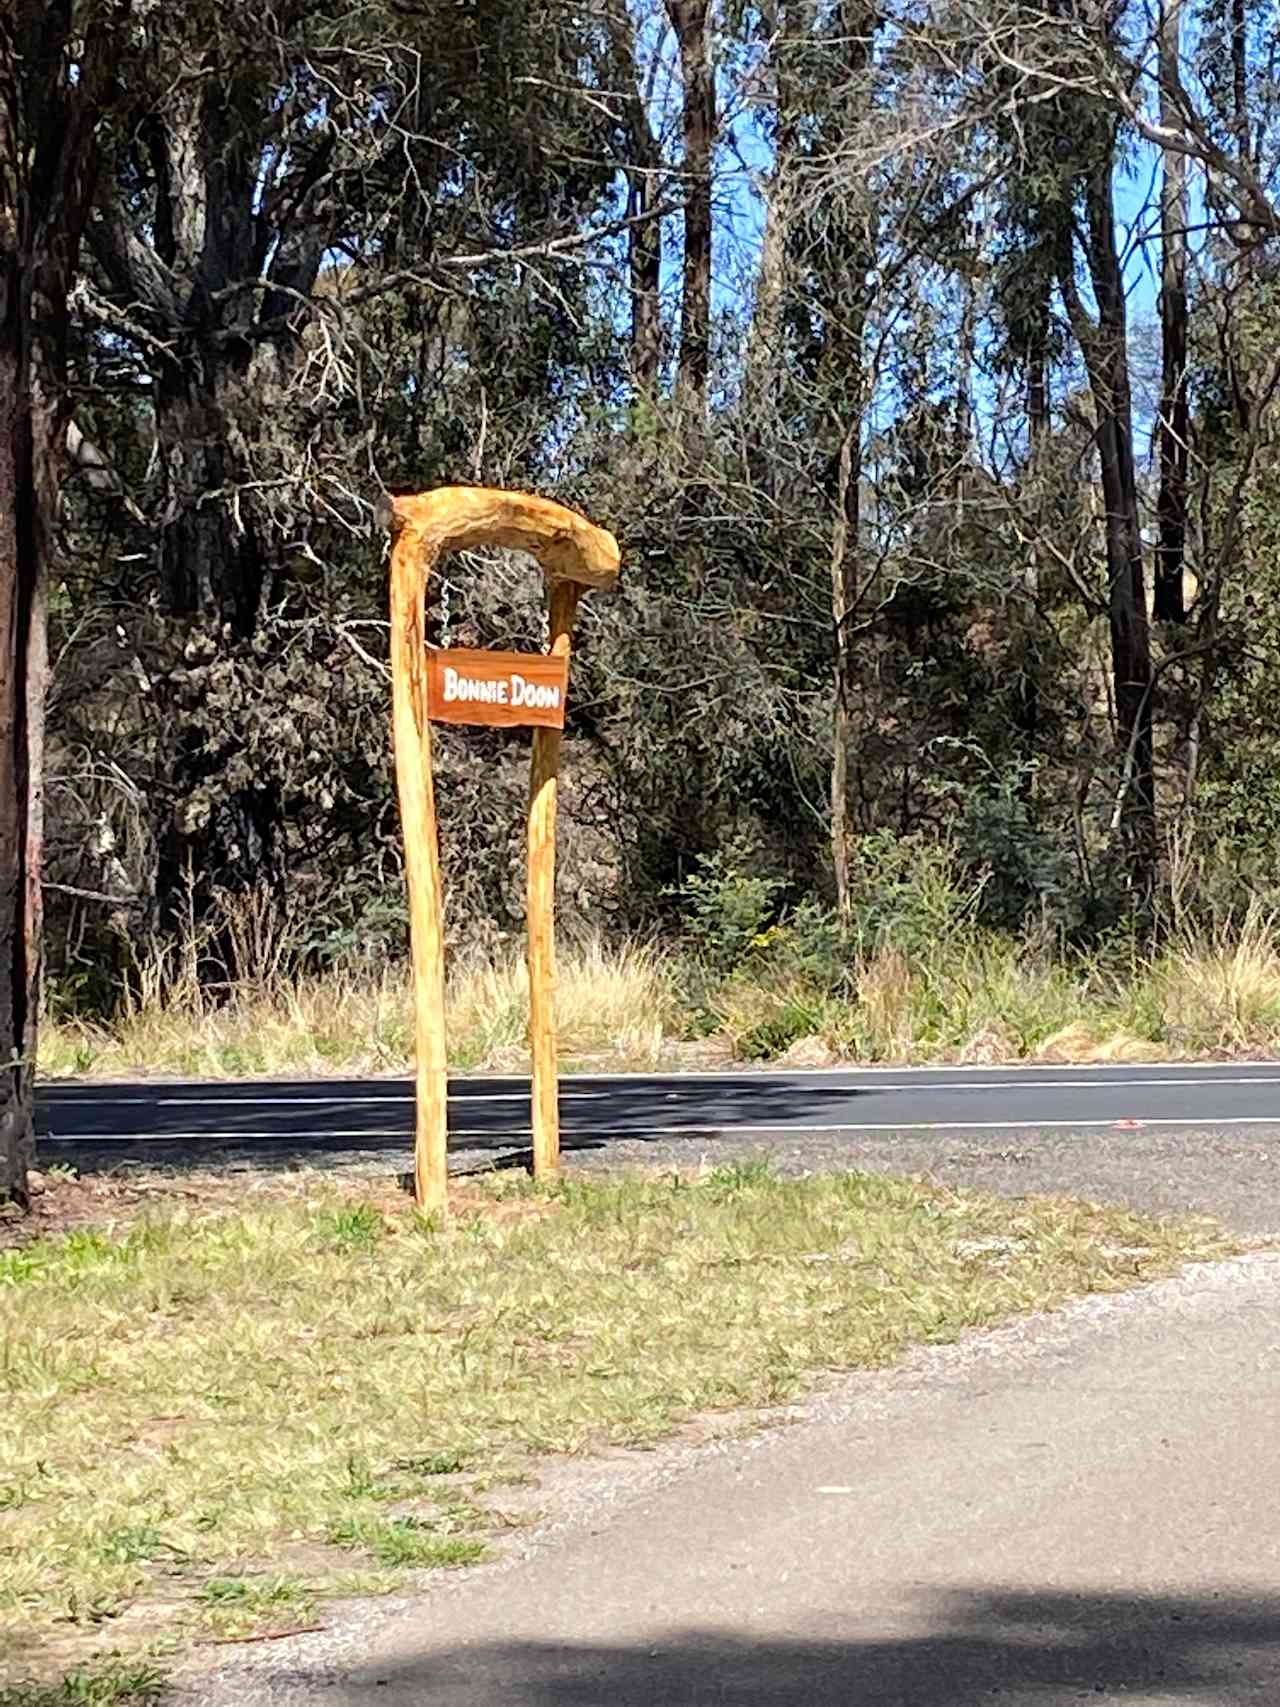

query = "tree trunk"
154;367;268;636
1065;155;1157;893
628;171;663;396
665;0;715;408
829;421;860;916
607;1;665;392
1026;313;1049;447
0;2;124;1203
85;72;320;956
1231;0;1249;160
148;357;284;952
824;0;877;909
1017;273;1052;780
747;163;792;407
0;263;41;1208
607;3;664;396
1155;0;1189;624
805;0;877;910
745;1;812;411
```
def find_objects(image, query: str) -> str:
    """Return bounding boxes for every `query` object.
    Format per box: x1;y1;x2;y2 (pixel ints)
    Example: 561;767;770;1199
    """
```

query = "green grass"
0;1166;1236;1688
193;1573;318;1639
312;1203;385;1252
325;1515;488;1569
0;1661;167;1706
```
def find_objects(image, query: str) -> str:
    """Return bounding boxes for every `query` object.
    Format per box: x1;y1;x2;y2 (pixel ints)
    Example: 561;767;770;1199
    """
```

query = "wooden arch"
379;487;621;1210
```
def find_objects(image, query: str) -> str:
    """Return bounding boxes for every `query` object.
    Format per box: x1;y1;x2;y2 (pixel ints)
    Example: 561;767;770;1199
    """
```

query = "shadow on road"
35;1073;856;1175
320;1587;1280;1705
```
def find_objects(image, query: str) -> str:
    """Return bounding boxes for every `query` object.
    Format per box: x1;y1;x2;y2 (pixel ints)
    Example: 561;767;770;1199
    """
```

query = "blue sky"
621;6;1200;465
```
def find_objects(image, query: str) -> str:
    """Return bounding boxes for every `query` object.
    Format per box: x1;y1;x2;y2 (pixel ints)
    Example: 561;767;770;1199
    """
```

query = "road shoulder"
174;1248;1280;1707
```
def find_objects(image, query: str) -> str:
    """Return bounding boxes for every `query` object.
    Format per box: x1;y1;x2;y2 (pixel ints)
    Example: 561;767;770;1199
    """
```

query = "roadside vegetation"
40;843;1280;1081
0;1163;1234;1693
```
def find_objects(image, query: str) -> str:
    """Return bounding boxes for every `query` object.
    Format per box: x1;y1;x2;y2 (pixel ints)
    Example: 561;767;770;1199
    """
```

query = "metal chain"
539;596;550;652
439;576;452;649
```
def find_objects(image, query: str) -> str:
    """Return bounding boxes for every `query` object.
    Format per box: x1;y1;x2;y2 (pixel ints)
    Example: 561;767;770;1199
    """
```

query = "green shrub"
842;830;985;955
669;843;785;973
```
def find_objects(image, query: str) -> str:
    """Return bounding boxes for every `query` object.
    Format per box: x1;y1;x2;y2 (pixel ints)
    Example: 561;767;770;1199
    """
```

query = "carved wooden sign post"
378;487;620;1211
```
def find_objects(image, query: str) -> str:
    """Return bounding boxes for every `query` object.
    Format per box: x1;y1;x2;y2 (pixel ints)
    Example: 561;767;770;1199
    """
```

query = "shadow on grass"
31;1132;623;1180
319;1588;1280;1704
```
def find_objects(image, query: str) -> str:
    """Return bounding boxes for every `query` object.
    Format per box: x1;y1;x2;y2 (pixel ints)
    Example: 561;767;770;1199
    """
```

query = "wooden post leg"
388;526;449;1212
527;579;584;1180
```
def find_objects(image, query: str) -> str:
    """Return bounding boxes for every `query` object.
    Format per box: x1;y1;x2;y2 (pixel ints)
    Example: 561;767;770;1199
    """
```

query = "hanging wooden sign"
425;646;569;730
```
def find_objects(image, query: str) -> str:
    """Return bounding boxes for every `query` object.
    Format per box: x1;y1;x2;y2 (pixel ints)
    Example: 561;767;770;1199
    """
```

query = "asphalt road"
29;1061;1280;1233
37;1059;1280;1155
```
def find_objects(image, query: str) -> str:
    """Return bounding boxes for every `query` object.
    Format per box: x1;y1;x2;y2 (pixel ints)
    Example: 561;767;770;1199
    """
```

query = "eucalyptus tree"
969;0;1280;902
2;0;135;1204
72;0;626;946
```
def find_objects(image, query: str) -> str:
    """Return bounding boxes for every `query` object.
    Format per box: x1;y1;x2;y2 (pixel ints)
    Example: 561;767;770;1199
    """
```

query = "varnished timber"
381;487;618;1209
527;580;584;1179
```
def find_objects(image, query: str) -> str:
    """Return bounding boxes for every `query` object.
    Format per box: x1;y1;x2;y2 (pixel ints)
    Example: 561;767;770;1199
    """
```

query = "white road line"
715;1074;1280;1095
47;1072;1280;1110
628;1116;1280;1135
44;1130;424;1142
47;1057;1280;1088
818;1074;1276;1093
543;1059;1280;1081
39;1115;1280;1142
151;1092;553;1106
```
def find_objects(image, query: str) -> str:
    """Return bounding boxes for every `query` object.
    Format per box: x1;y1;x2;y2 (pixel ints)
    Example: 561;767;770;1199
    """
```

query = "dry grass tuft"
1034;1023;1164;1064
855;947;919;1058
446;936;682;1069
1150;904;1280;1052
39;895;1280;1080
41;938;683;1081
